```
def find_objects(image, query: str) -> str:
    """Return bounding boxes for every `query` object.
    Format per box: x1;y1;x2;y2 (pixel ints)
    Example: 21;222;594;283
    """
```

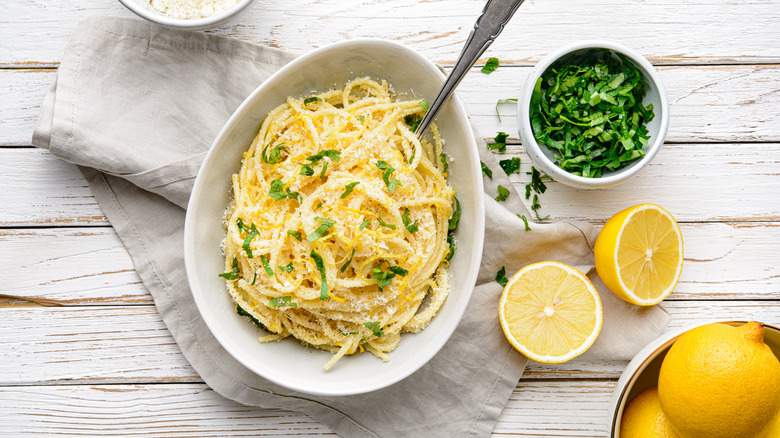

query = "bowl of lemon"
609;320;780;438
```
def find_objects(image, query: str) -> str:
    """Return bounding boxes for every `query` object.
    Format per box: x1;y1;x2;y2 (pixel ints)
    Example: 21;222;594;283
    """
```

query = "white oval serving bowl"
184;39;485;396
607;320;780;436
518;40;670;189
119;0;256;31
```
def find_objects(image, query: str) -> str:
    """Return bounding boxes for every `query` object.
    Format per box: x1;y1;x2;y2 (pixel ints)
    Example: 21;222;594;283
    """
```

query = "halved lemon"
594;203;683;306
498;261;603;363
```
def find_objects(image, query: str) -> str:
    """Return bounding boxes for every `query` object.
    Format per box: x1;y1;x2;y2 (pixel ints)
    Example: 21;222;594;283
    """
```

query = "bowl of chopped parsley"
518;41;669;189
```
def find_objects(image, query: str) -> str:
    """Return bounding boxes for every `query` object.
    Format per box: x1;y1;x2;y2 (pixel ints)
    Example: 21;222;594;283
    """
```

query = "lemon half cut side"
499;261;603;364
595;203;684;306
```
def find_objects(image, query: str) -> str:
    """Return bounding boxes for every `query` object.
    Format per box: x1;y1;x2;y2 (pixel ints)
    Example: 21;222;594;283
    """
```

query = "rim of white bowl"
118;0;255;29
517;40;670;188
183;38;485;396
607;320;780;437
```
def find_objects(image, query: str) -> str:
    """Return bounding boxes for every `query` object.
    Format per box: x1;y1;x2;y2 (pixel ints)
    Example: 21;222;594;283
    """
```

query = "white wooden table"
2;1;779;436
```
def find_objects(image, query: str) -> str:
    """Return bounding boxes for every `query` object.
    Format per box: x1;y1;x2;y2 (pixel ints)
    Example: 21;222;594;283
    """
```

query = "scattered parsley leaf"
495;185;510;202
480;161;493;179
389;266;408;276
340;249;356;273
404;114;421;132
339;329;359;336
409;153;415;164
236;217;246;232
375;160;401;193
448;197;461;231
440;153;449;173
287;230;302;241
376;211;396;230
364;321;385;337
419;100;430;111
359;219;371;230
357;116;365;123
496;266;508;287
319;160;329;178
260;255;274;276
401;207;419;234
446;234;456;261
495;98;518;122
278;262;294;273
310;249;328;300
242;230;258;258
250;270;258;285
268;179;301;203
299;163;314;176
528;166;547;194
307;217;336;242
236;304;265;329
531;194;549;220
340;181;360;199
499;156;521;175
517;214;532;231
269;296;297;307
303;96;322;105
219;257;240;280
481;57;499;74
487;132;508;152
261;143;288;164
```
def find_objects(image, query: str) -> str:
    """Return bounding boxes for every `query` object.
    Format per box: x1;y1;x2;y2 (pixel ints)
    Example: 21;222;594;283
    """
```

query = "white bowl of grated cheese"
119;0;256;30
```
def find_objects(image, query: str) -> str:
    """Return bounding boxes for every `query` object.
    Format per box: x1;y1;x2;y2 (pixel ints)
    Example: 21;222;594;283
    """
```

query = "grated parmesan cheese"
148;0;240;19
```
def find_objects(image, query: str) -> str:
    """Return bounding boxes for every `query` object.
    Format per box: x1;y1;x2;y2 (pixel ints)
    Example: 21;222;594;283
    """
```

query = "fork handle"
416;0;527;137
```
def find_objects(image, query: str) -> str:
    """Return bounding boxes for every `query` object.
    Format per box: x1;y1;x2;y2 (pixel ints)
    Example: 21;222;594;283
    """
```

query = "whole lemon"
658;322;780;438
759;413;780;438
620;386;681;438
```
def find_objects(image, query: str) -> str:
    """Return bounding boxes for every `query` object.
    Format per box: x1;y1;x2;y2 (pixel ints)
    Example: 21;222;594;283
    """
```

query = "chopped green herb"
527;166;547;194
269;296;297;307
529;49;655;178
495;185;510;202
404;114;421;132
446;234;456;261
481;57;499;74
306;149;341;163
340;249;356;273
376;211;396;230
287;230;302;241
307;217;336;242
242;230;258;258
409;154;415;164
496;266;508;287
448;198;461;231
357;116;365;123
401;207;419;234
259;255;274;276
278;262;294;273
319;160;329;178
299;163;314;176
315;202;323;210
261;143;288;164
339;329;359;336
517;214;532;231
499;156;521;175
236;217;246;232
303;96;322;105
375;160;401;193
359;219;371;230
495;98;518;122
340;181;360;199
364;321;385;337
480;161;493;179
310;249;328;300
219;257;240;280
250;270;258;285
531;194;549;220
370;261;403;291
268;179;302;203
440;153;449;173
236;304;265;329
389;265;408;276
487;132;508;153
419;100;430;111
525;184;532;200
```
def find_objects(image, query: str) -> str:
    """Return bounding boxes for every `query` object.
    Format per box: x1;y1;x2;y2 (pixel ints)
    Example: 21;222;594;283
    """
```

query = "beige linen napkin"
33;16;670;437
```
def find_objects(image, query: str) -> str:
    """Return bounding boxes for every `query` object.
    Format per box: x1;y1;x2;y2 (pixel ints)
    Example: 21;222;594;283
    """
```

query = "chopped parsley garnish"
307;149;341;163
440;153;449;173
359;219;371;230
404;114;421;132
260;255;274;276
495;98;518;122
236;303;265;329
531;194;549;220
389;265;409;276
236;217;246;232
287;230;302;241
481;57;499;74
357;116;365;123
339;329;359;336
419;100;430;111
499;156;521;175
261;143;288;164
340;181;360;199
518;214;532;231
250;270;258;285
526;166;547;196
310;249;328;300
219;257;240;280
375;160;401;193
529;49;655;178
480;161;493;179
269;296;297;307
307;217;336;242
487;132;508;153
495;185;510;202
409;153;415;164
370;260;406;291
242;230;258;258
303;96;322;105
340;249;356;273
376;211;396;230
401;207;419;234
448;198;461;231
299;163;314;176
496;266;508;287
268;179;301;203
318;160;329;178
446;234;456;261
364;321;385;337
278;262;294;273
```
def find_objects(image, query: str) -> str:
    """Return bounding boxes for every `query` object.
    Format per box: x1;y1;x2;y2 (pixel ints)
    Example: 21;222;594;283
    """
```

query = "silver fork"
415;0;528;138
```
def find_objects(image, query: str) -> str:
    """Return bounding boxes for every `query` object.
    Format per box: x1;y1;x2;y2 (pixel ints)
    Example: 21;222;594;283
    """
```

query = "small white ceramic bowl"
607;320;780;436
518;40;669;189
119;0;256;31
184;39;485;396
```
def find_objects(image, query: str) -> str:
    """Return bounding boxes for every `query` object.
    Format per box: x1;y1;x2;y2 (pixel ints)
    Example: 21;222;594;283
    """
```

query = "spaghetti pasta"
220;77;457;370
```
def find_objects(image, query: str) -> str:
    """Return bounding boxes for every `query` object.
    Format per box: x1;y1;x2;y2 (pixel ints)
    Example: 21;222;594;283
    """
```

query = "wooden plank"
0;380;620;437
2;221;779;306
3;65;780;146
2;143;779;226
1;301;778;385
3;0;780;67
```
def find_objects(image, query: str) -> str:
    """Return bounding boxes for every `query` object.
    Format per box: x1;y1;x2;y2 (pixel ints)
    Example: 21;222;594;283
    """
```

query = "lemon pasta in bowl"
184;39;484;396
